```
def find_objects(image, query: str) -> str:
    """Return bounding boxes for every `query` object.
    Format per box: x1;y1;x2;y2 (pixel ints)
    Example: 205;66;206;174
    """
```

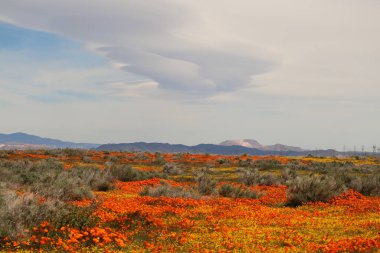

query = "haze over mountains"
0;132;337;156
219;139;304;152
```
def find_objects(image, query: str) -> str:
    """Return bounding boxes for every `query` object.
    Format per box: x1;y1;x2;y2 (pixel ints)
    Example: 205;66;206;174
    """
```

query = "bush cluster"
0;190;98;240
0;158;166;240
218;184;261;199
239;168;280;186
286;174;346;206
162;163;183;175
140;181;199;199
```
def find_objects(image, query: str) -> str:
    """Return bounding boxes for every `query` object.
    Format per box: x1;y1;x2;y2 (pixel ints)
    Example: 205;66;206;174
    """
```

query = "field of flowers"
0;150;379;252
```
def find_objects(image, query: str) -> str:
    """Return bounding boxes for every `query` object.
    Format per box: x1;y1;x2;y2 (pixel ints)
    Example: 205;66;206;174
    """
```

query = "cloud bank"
0;0;276;97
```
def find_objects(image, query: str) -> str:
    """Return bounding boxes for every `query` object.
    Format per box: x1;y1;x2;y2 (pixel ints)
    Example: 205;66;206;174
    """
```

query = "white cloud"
1;0;379;100
0;0;277;97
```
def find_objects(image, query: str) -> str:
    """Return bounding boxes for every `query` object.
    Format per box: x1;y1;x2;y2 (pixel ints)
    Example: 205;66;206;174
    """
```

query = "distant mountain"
97;142;308;156
1;133;337;156
0;132;99;149
219;139;304;152
219;139;263;149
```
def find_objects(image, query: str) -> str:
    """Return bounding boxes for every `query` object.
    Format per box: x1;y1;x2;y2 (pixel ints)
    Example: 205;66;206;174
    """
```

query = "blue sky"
0;22;130;104
0;0;379;150
0;22;105;66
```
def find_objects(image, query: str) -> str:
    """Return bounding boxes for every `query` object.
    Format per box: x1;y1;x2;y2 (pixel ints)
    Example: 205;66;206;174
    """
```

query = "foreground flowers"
4;178;378;252
0;151;379;252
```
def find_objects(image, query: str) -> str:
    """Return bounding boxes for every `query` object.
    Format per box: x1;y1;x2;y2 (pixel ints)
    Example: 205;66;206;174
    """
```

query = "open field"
0;150;379;252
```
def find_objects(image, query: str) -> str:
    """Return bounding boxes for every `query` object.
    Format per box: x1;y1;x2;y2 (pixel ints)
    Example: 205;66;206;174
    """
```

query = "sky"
0;0;379;150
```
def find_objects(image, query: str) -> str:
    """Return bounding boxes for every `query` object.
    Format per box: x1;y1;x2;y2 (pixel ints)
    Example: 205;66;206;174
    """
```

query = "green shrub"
218;184;261;199
140;182;198;199
348;175;380;196
258;173;279;186
196;170;217;195
163;163;183;175
0;190;98;240
153;152;166;165
240;168;260;186
68;166;114;192
280;168;297;184
82;156;93;163
33;172;94;201
0;151;9;159
286;174;346;206
329;169;380;196
240;168;279;186
216;158;230;166
109;165;166;182
0;159;115;201
252;159;282;170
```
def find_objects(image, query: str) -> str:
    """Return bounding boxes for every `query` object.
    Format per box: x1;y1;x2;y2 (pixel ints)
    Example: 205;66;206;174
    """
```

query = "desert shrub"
252;159;282;170
0;190;98;240
0;158;62;186
0;191;47;239
240;168;279;186
195;170;218;195
218;184;261;199
216;157;230;166
353;164;380;174
68;166;114;192
258;173;279;186
240;168;260;186
107;155;120;163
33;172;94;201
238;157;253;167
173;153;185;162
328;169;380;196
286;160;304;170
82;156;93;163
0;159;167;202
329;169;354;186
303;161;354;174
0;159;115;201
153;152;166;165
63;149;87;157
280;168;297;184
348;175;380;196
0;151;9;159
109;164;166;182
49;202;99;229
43;149;65;156
140;182;198;199
25;164;105;201
286;174;346;206
135;152;149;161
163;163;183;175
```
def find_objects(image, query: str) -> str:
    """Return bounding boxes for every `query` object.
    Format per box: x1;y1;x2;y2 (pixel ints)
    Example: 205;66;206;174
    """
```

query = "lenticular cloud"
0;0;275;97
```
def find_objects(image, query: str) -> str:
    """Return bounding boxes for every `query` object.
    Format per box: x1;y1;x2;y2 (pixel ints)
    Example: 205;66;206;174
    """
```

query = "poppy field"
0;149;379;252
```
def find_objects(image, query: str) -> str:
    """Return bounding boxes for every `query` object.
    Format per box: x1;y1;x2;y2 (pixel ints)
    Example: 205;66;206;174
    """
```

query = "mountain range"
0;132;337;156
95;142;307;156
0;132;98;149
219;139;304;152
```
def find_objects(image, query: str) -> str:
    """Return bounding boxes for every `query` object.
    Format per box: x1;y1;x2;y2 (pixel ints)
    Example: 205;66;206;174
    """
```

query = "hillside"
96;142;309;156
219;139;304;152
0;132;99;149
